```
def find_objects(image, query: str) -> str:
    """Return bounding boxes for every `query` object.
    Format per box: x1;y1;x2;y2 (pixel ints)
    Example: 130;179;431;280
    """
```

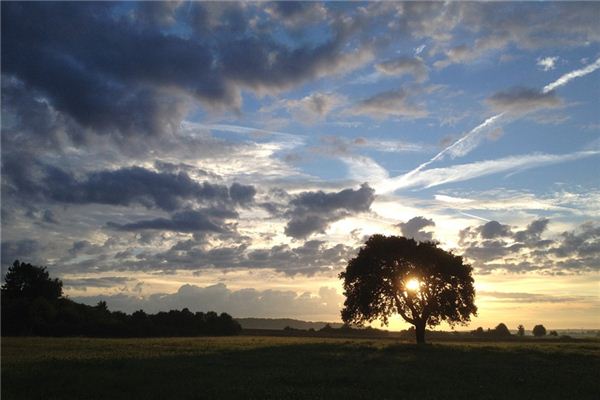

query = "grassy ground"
2;336;599;399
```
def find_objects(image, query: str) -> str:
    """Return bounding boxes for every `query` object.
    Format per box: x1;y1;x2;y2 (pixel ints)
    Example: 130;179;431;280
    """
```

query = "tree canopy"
1;260;63;301
533;324;547;337
339;235;477;344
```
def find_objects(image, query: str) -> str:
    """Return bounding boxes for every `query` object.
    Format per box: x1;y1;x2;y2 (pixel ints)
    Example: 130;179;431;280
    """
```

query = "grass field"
2;336;599;399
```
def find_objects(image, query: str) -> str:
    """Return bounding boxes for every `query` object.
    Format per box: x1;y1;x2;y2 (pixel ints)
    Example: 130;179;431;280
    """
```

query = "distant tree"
1;260;241;337
517;324;525;337
339;235;477;344
549;330;558;337
494;323;512;337
533;324;547;337
472;327;485;336
1;260;63;301
96;301;109;312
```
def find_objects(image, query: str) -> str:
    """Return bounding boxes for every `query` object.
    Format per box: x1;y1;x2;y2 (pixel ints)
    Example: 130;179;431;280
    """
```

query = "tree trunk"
415;321;426;344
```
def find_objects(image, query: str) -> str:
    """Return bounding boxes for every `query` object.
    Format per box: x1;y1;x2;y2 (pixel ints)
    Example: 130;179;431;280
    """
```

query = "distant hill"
235;317;344;331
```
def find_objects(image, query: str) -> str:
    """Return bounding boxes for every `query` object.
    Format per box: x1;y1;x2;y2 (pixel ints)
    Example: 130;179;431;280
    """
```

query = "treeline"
1;260;241;337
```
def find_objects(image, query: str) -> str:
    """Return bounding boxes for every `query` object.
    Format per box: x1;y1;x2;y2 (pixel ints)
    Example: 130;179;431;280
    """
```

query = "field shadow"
2;341;598;400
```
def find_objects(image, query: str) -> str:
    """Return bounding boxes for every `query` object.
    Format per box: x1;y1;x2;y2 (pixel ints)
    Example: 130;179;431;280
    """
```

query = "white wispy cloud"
537;56;559;71
542;57;600;93
376;57;600;194
376;150;599;192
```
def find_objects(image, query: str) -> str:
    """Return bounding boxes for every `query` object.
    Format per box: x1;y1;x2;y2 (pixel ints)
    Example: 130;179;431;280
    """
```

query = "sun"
405;278;421;292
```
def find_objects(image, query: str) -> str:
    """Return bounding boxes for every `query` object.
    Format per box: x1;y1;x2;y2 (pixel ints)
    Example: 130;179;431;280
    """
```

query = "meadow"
2;336;599;399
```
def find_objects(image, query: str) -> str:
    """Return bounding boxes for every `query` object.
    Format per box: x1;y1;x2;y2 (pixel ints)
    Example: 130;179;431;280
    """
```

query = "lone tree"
339;235;477;344
533;324;547;337
517;324;525;337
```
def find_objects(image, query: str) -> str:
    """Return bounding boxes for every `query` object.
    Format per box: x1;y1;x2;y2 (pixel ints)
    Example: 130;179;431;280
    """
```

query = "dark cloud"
487;87;562;113
1;1;370;144
42;210;58;224
284;184;375;238
62;238;355;276
513;218;550;244
108;209;234;233
229;183;256;205
397;216;435;242
459;219;599;274
551;222;600;259
2;161;254;211
1;239;42;266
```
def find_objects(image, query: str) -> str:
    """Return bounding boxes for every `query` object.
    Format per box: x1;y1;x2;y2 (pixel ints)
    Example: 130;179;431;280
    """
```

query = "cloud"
72;282;344;319
375;56;428;82
284;93;345;123
458;219;600;274
397;216;436;242
1;2;372;143
479;221;513;239
537;56;559;71
487;87;562;113
107;209;235;233
350;88;428;119
543;57;600;93
432;3;600;68
284;184;375;238
1;239;43;265
377;150;599;192
63;277;136;291
264;1;328;27
112;239;356;276
2;162;254;211
478;291;593;304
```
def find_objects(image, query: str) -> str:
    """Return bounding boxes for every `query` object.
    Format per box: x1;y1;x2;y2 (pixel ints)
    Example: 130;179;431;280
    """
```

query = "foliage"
494;323;512;337
1;260;241;337
339;235;476;343
517;324;525;336
1;260;63;301
533;324;547;337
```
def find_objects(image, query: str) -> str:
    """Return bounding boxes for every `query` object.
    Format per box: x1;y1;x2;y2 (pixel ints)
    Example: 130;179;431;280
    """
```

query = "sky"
1;1;599;330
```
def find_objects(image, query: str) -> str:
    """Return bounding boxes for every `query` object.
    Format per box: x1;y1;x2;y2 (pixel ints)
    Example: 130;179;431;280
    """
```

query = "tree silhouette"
1;260;63;301
533;324;547;337
2;260;241;337
339;235;477;344
493;323;512;337
517;324;525;337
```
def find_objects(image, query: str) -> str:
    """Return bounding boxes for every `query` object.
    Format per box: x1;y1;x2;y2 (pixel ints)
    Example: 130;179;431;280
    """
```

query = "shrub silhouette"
517;324;525;337
1;260;241;337
493;323;512;337
340;235;477;344
533;324;547;337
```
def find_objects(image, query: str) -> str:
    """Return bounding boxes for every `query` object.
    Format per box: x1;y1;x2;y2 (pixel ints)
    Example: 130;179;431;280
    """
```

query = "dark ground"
2;336;599;399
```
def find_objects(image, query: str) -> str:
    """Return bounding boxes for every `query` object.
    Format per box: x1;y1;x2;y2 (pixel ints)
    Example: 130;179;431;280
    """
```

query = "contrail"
378;57;600;194
401;113;504;179
542;57;600;93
